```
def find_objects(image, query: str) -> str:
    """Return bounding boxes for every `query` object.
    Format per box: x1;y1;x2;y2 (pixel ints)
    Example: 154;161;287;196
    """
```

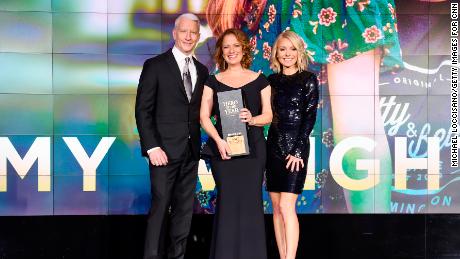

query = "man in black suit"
135;13;209;259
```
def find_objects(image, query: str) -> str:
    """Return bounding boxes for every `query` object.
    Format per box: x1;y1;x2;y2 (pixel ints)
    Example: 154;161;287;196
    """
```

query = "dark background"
1;214;460;259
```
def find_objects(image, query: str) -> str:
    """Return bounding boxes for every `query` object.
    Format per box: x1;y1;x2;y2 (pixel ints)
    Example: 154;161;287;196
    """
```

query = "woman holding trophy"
200;28;272;259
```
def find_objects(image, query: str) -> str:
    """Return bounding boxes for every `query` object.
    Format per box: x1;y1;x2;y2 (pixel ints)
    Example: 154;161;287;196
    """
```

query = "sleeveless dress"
266;71;319;194
205;73;269;259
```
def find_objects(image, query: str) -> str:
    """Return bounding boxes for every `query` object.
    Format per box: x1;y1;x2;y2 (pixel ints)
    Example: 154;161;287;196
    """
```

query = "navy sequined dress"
266;70;319;194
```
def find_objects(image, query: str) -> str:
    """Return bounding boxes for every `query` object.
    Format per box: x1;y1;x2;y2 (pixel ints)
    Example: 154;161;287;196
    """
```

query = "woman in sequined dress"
250;0;403;214
266;31;319;259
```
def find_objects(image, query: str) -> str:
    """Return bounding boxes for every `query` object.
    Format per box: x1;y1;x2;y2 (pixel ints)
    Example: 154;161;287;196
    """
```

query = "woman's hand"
285;155;304;172
239;108;254;124
216;138;232;160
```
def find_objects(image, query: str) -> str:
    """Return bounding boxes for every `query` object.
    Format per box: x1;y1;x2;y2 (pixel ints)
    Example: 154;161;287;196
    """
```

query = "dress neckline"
281;70;300;78
215;73;261;89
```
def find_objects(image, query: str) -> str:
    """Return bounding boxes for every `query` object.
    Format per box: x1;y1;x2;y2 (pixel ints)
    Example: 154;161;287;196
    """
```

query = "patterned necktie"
183;57;192;101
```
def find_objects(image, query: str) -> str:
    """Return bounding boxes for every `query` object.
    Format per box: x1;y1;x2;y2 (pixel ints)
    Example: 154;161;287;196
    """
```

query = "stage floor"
0;214;459;259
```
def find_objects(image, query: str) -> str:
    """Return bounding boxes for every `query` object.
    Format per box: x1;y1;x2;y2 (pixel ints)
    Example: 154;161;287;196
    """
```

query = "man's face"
172;18;200;55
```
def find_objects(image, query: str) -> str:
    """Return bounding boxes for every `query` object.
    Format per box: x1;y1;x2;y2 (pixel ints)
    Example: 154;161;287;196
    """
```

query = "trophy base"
226;135;249;157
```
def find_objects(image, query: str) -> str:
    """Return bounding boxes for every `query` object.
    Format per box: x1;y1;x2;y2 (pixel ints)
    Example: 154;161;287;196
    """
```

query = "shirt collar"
172;46;193;63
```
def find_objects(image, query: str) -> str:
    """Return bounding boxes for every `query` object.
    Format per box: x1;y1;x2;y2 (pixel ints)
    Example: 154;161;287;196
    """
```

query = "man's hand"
148;148;169;166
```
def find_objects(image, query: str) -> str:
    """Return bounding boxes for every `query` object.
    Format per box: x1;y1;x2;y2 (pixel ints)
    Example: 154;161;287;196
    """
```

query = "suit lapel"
190;57;203;102
165;49;188;101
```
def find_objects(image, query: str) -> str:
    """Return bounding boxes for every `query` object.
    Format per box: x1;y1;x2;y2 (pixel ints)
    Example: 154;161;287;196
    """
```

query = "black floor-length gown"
205;73;269;259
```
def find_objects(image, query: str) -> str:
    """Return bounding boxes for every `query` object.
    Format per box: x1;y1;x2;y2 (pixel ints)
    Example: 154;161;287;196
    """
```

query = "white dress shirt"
147;46;198;155
172;46;197;91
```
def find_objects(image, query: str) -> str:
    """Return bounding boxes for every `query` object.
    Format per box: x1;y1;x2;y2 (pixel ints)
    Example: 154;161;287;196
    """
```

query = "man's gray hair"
174;13;200;29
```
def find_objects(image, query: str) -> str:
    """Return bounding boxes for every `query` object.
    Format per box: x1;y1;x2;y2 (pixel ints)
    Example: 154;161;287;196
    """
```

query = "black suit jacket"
135;49;209;160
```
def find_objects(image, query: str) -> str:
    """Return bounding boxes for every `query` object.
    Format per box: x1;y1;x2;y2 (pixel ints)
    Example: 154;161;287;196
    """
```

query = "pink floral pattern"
250;36;257;51
324;39;348;64
324;39;349;53
292;0;302;18
345;0;357;7
309;20;319;34
268;4;276;24
294;0;302;8
388;3;395;20
358;0;371;12
322;128;334;148
383;22;394;34
362;25;383;43
318;66;328;85
262;42;271;60
249;0;402;73
318;7;337;27
250;35;259;55
292;9;302;18
263;22;270;32
326;50;345;64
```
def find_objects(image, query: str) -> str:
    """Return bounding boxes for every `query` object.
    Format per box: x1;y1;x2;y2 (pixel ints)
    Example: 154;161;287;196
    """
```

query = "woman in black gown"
266;31;319;259
200;28;272;259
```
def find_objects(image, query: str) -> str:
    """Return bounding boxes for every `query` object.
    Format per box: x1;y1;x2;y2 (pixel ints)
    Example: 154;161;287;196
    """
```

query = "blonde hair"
270;31;308;73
